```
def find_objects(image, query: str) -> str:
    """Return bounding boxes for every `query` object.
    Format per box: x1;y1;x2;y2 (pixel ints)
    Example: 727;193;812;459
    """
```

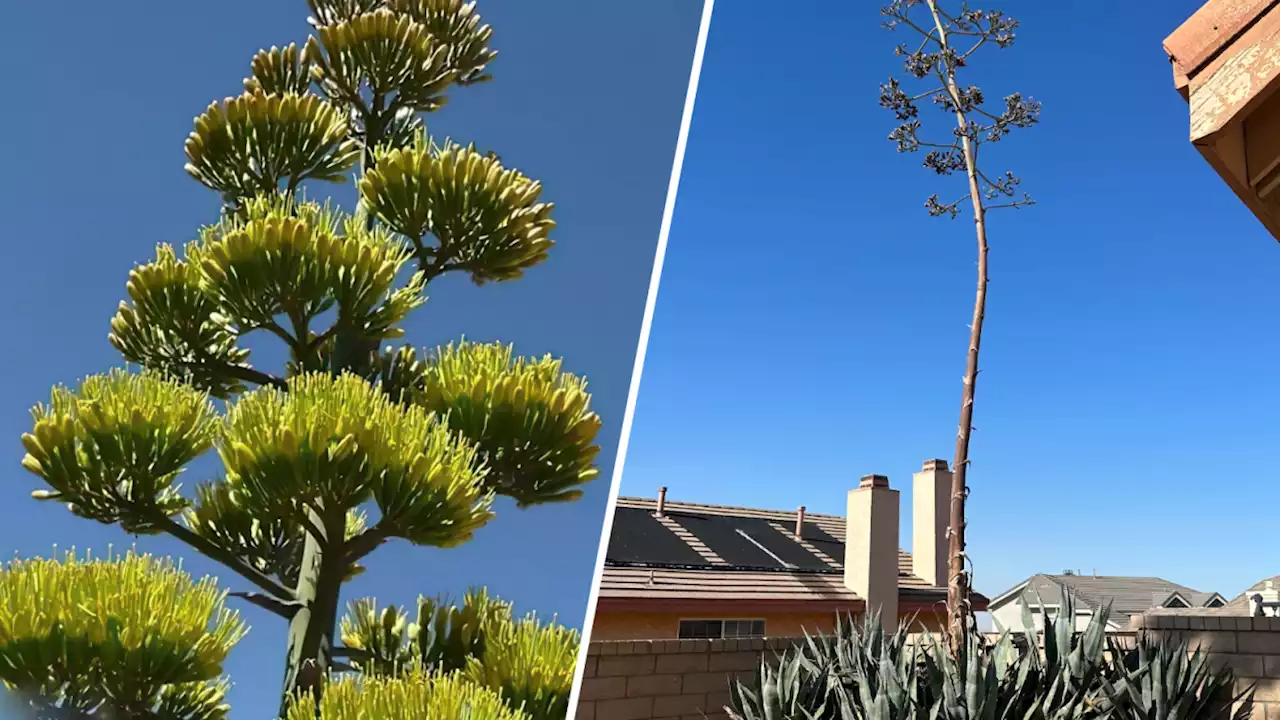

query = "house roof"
992;573;1221;627
1223;574;1280;612
598;496;986;611
1163;0;1276;92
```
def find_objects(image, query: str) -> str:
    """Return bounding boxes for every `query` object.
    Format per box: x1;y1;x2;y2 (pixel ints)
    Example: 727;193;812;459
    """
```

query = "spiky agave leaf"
463;609;579;720
219;372;493;547
0;551;244;718
388;0;498;85
304;10;456;113
20;370;219;533
182;482;368;588
108;243;251;398
195;196;426;353
359;137;555;284
284;666;528;720
727;611;915;720
413;341;601;507
1011;591;1115;720
1101;632;1252;720
184;92;359;201
244;44;315;95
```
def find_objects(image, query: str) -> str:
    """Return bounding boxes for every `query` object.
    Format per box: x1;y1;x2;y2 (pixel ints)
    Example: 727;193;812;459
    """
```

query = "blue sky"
620;0;1280;607
0;0;701;713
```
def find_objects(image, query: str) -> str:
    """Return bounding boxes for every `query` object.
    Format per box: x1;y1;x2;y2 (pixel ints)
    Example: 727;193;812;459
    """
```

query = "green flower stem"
343;523;392;565
158;514;297;605
280;508;348;715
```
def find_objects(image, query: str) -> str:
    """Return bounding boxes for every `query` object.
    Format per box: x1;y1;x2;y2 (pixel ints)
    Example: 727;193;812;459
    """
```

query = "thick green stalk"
279;509;346;715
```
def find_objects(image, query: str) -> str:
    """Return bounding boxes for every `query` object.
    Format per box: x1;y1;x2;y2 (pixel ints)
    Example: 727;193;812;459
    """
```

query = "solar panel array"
605;506;845;572
605;507;710;566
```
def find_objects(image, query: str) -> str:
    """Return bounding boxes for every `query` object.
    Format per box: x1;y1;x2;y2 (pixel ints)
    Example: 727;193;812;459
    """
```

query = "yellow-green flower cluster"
360;138;554;284
108;243;250;398
221;372;493;547
335;587;578;720
463;610;579;720
244;43;314;96
286;666;527;720
305;9;454;112
418;341;601;506
196;199;424;336
184;92;359;200
0;551;244;718
387;0;498;85
21;370;219;532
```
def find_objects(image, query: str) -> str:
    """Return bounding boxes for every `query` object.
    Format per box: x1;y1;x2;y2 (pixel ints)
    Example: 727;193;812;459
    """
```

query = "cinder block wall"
577;611;1280;720
1134;611;1280;717
576;638;795;720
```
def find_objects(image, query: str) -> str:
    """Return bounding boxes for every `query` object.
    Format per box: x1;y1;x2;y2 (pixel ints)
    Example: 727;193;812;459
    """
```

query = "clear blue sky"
621;0;1280;608
0;0;701;713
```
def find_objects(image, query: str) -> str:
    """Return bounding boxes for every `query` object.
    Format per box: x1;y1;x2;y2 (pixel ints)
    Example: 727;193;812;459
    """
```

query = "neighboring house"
590;459;989;642
989;573;1226;633
1222;575;1280;616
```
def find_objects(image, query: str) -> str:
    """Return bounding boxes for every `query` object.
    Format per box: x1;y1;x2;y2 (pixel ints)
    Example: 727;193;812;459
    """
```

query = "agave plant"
728;592;1241;720
1101;633;1253;720
728;610;922;720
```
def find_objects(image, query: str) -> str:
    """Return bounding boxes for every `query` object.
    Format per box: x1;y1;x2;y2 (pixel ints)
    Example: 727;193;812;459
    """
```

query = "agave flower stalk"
879;0;1041;652
16;0;601;715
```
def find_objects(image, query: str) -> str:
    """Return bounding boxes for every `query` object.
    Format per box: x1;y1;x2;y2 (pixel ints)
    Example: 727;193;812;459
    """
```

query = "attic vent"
735;529;796;569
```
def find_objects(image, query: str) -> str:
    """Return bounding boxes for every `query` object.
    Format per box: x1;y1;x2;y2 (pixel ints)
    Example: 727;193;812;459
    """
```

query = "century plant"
12;0;602;716
727;593;1243;720
878;0;1041;652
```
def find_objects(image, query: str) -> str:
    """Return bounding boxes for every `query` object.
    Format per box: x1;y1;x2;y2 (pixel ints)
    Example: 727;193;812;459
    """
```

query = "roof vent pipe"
656;486;667;517
795;506;806;538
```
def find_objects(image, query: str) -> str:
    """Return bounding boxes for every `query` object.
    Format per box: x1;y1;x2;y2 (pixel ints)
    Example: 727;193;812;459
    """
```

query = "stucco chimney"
845;474;899;633
795;506;806;538
656;486;667;517
912;459;951;588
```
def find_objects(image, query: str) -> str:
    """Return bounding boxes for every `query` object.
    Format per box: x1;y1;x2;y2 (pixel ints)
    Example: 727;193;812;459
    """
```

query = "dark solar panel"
803;523;846;567
805;524;842;544
668;512;778;568
806;538;846;567
726;516;833;571
606;507;709;566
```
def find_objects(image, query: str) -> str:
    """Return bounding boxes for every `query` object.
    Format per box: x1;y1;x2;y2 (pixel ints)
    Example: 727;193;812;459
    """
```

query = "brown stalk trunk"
925;0;988;657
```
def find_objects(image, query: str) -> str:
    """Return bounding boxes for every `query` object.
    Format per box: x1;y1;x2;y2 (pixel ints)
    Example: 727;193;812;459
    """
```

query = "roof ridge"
615;495;845;521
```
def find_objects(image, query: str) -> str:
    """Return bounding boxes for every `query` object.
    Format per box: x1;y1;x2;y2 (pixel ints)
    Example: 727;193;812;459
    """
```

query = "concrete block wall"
578;612;1280;720
1134;611;1280;718
576;638;797;720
